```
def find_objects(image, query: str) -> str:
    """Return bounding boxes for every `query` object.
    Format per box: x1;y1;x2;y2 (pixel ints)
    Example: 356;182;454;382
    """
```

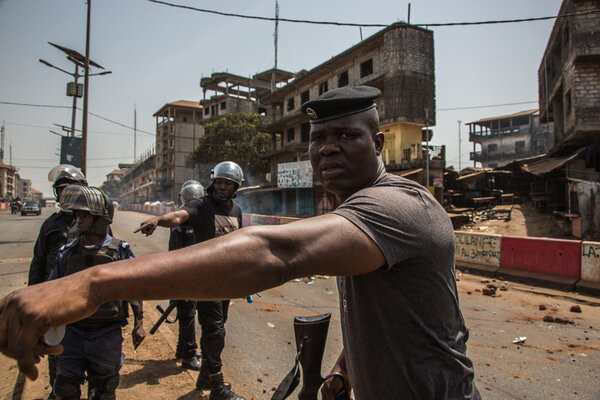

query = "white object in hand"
44;325;66;346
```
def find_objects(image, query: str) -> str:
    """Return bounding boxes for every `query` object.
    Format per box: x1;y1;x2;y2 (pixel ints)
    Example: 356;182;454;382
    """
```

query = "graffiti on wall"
582;242;600;258
581;241;600;282
455;232;501;267
277;161;313;188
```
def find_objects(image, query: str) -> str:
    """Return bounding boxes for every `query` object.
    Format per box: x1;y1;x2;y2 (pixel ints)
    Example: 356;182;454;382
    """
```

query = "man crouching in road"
0;86;480;400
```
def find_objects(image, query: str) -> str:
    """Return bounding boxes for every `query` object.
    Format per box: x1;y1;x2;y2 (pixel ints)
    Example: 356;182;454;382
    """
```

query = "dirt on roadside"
456;200;573;239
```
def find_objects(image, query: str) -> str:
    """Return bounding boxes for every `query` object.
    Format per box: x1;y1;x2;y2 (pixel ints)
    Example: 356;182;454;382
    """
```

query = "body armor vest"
64;238;127;328
169;225;195;250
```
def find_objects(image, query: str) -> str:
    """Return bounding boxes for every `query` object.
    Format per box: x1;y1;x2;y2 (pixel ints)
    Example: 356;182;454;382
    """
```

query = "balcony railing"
469;126;524;140
470;149;533;162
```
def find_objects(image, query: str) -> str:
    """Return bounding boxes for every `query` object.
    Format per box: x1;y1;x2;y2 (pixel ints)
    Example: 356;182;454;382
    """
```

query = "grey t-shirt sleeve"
332;183;432;269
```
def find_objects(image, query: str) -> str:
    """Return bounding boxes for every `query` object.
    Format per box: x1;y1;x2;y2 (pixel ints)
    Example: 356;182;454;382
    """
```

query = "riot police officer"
28;165;87;400
136;161;245;400
169;180;205;371
49;185;145;400
29;165;87;285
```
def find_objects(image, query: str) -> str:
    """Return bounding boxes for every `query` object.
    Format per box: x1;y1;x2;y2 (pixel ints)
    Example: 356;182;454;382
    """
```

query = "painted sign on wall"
455;232;502;267
277;161;313;188
581;241;600;283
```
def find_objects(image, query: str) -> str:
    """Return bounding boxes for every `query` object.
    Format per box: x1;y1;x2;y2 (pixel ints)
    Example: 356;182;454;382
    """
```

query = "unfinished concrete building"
120;151;156;205
200;70;294;124
532;0;600;239
539;0;600;152
0;162;17;201
237;22;438;216
153;100;204;202
468;109;554;168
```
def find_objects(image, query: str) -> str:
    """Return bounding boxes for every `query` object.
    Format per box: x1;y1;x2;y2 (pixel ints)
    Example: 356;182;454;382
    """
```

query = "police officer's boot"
195;361;231;391
181;354;201;371
88;374;119;400
53;375;81;400
208;372;245;400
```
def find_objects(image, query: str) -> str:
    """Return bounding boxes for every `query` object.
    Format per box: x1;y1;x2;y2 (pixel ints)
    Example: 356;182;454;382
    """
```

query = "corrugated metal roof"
468;109;538;125
388;168;423;178
456;171;487;183
521;148;586;176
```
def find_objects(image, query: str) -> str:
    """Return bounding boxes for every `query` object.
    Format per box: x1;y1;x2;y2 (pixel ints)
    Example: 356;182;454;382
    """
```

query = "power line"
146;0;599;28
13;156;134;161
87;110;154;136
13;164;119;170
0;101;154;136
146;0;387;27
0;101;71;110
3;121;148;137
437;100;538;111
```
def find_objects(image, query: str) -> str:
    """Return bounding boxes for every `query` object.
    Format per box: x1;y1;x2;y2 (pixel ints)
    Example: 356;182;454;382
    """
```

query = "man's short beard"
214;192;230;202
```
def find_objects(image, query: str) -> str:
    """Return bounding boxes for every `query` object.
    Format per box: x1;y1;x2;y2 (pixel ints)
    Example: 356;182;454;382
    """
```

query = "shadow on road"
11;371;25;400
176;389;209;400
119;358;184;388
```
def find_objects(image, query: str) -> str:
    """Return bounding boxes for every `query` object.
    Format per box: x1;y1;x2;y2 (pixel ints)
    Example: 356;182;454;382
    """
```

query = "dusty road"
0;208;599;399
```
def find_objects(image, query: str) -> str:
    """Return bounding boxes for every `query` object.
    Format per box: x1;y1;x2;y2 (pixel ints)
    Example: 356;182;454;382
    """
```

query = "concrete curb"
496;267;578;292
575;280;600;297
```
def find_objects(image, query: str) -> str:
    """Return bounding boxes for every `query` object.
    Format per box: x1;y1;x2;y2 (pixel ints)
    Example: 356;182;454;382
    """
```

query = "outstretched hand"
132;320;146;349
0;274;101;380
134;217;159;236
0;289;64;380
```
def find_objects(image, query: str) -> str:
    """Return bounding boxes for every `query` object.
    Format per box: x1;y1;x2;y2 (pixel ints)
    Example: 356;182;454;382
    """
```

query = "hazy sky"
0;0;562;197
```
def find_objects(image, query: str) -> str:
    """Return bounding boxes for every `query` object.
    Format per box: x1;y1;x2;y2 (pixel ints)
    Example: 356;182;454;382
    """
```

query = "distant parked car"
21;201;41;216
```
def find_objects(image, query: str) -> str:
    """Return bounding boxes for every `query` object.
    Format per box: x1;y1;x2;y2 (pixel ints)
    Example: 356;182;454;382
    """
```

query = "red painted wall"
501;236;581;278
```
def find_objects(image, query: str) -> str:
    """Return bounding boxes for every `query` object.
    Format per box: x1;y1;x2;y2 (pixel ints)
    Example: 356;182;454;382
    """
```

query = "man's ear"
374;132;385;155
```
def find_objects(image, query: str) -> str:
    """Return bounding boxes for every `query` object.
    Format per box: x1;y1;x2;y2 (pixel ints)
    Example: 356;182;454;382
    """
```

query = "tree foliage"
187;113;272;178
100;179;121;198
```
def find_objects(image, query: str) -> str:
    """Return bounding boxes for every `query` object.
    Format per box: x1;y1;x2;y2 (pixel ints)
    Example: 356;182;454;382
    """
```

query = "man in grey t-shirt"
1;86;479;399
333;173;476;399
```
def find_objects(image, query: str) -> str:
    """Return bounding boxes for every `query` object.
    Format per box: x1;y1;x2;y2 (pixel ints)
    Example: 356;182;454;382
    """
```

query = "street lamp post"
457;120;462;171
39;58;111;135
82;0;91;176
40;40;110;171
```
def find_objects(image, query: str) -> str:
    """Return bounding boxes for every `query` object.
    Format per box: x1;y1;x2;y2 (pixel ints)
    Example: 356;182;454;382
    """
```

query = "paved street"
0;208;599;399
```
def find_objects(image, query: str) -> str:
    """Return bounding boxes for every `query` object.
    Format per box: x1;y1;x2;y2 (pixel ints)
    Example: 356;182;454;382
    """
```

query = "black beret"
301;85;381;123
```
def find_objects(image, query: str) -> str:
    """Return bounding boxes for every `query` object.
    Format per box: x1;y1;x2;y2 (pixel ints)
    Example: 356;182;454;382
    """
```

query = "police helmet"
59;185;113;235
210;161;244;186
48;164;87;200
180;180;205;205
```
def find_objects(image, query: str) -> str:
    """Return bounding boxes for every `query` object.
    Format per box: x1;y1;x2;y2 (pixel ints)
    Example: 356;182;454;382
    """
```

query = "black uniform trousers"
197;300;230;374
174;300;198;359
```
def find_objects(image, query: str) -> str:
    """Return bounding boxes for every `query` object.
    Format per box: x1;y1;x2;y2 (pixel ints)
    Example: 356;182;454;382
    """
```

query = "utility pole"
0;121;4;163
69;65;81;137
425;109;430;192
40;41;110;171
40;43;110;139
81;0;91;176
457;120;462;171
134;104;137;163
270;0;279;92
274;0;279;70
